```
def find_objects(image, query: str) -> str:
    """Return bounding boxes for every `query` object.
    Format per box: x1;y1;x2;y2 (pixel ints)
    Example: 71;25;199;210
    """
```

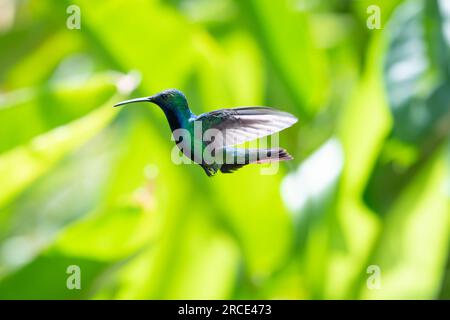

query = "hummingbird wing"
195;107;297;147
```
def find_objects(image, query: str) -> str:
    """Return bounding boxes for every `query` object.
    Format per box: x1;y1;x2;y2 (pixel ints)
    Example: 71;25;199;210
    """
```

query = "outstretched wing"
194;107;297;147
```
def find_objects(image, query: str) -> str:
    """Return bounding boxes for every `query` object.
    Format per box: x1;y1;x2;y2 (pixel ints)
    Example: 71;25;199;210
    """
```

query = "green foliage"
0;0;448;299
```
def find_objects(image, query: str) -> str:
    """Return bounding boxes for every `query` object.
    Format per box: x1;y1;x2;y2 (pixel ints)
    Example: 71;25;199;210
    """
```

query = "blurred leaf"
0;100;118;208
281;138;344;298
0;1;69;87
0;250;110;299
0;72;117;153
360;148;450;299
334;33;390;299
77;0;196;91
0;125;121;275
2;31;84;89
235;0;329;119
365;0;450;214
384;0;450;143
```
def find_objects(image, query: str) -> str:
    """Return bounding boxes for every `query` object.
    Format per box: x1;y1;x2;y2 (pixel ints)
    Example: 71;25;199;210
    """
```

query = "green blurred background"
0;0;449;299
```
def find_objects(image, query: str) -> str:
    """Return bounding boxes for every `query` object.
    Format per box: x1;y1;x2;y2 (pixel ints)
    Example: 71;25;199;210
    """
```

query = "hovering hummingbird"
114;89;297;176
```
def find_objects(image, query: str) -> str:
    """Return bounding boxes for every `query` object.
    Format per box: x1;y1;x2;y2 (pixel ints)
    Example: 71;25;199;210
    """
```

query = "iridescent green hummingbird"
114;89;297;176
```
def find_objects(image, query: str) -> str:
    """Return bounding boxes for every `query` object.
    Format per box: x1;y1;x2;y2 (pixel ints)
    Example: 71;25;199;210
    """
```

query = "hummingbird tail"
219;148;293;174
253;148;293;164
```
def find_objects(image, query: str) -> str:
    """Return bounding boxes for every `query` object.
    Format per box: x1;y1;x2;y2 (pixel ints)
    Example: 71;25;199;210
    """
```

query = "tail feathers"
255;148;293;164
219;148;293;174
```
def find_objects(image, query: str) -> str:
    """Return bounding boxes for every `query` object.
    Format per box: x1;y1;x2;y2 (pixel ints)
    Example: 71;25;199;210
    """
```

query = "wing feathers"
196;106;297;147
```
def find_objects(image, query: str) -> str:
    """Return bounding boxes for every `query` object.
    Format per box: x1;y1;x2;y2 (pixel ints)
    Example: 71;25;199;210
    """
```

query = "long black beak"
113;96;153;107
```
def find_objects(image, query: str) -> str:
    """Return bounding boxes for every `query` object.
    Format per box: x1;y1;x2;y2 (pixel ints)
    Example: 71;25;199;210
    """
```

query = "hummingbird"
114;89;297;176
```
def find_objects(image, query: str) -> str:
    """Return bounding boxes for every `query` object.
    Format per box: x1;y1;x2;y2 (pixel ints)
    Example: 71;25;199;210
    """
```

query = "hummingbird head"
147;89;187;109
114;89;188;111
